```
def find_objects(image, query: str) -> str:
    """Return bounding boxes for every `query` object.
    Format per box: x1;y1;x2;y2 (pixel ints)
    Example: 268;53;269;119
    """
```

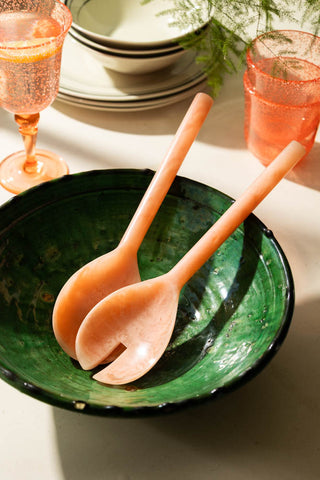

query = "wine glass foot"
0;148;69;194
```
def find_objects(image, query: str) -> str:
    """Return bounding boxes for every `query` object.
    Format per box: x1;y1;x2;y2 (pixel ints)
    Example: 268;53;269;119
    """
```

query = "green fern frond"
142;0;320;97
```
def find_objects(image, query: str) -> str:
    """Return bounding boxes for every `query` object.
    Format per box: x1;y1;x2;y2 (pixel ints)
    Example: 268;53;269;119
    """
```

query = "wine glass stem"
14;113;42;174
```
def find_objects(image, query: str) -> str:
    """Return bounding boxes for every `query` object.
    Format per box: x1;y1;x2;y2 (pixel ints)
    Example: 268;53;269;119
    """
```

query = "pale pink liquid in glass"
256;56;320;80
244;57;320;165
0;11;62;114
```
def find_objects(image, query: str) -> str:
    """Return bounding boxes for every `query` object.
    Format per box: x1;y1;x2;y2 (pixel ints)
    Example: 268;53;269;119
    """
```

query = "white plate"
57;78;207;111
58;35;207;108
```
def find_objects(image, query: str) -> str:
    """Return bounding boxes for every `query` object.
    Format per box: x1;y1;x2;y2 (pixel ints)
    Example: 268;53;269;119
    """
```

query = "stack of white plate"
58;0;210;111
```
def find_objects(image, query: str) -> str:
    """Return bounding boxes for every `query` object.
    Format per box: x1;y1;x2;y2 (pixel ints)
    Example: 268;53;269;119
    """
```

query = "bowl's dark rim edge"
0;169;295;417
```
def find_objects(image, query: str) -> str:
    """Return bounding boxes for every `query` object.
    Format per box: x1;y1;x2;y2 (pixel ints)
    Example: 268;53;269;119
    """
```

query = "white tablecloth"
0;66;319;479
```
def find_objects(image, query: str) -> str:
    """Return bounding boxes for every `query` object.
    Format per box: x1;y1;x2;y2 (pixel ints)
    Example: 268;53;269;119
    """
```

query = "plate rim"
59;34;206;105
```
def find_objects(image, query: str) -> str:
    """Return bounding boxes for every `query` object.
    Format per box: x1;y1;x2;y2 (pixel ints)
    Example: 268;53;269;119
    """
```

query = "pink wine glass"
0;0;72;194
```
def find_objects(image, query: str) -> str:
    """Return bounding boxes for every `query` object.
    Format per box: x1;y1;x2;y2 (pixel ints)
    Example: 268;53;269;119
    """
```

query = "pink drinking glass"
244;30;320;165
0;0;72;194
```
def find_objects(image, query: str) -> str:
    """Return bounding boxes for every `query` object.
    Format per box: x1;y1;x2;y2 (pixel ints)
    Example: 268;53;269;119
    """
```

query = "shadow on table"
287;142;320;192
53;89;320;192
53;75;247;151
52;296;320;480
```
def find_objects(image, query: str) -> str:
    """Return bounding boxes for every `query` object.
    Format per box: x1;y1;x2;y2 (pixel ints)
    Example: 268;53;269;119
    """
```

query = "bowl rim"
71;21;209;51
71;30;185;60
69;26;184;56
0;169;295;417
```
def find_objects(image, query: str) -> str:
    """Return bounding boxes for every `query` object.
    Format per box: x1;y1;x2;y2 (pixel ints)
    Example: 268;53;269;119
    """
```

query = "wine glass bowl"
0;0;72;194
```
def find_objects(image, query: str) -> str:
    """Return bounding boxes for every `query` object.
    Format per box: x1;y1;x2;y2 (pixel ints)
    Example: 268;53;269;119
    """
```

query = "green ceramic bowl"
0;170;294;416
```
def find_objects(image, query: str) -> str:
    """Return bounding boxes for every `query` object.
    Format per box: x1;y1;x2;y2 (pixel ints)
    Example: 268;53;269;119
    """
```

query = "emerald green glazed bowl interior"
0;169;294;416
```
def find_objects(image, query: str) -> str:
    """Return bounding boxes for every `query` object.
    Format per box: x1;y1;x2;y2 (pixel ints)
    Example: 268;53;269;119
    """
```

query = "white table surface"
0;57;319;479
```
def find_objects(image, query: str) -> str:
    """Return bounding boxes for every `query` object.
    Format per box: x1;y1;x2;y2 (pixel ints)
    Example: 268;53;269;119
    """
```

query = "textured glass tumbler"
244;30;320;165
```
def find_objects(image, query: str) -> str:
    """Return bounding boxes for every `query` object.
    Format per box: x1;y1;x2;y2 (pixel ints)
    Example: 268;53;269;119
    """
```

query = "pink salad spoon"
52;92;213;359
75;140;306;385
